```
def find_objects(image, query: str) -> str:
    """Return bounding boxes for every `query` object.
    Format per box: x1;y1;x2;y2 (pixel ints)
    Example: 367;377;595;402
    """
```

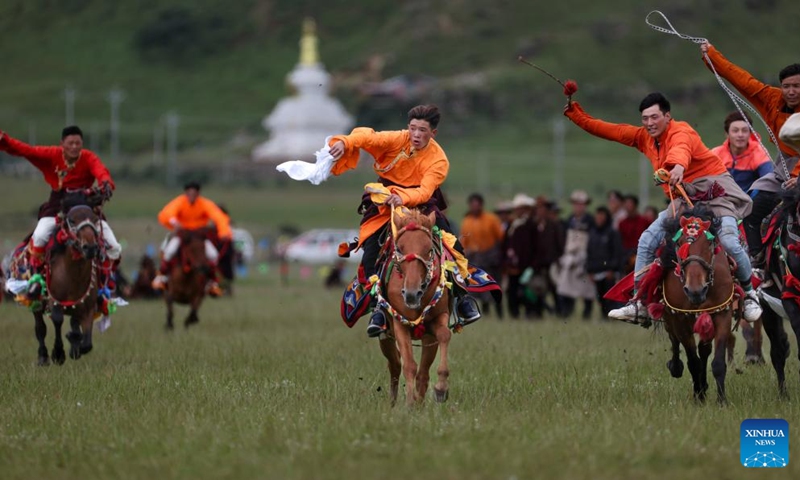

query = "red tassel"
412;324;426;339
563;80;578;96
734;283;745;300
693;312;715;342
677;243;691;259
637;261;664;304
647;302;665;320
789;243;800;254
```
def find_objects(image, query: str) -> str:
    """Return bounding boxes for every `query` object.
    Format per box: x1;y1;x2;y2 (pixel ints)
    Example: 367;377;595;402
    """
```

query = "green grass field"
0;278;799;480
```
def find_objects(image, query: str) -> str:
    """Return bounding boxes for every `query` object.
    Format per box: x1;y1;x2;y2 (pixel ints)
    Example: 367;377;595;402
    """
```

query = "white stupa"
252;18;354;163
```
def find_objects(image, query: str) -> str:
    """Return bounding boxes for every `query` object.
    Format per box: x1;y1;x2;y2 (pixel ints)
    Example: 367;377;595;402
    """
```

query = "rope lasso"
645;10;792;183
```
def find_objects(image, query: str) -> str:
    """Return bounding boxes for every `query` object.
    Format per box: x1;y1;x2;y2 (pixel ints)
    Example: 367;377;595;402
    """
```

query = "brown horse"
34;205;101;365
164;228;212;329
661;211;737;404
376;210;452;406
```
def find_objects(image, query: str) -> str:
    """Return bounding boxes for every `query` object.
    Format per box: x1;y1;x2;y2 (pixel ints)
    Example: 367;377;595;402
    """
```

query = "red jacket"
0;131;114;191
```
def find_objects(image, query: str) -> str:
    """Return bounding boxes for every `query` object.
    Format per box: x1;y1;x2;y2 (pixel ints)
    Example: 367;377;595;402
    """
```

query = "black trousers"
744;191;780;257
360;216;463;278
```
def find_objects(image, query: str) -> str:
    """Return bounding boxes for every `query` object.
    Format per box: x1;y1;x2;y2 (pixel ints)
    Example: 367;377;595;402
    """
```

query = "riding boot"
206;263;223;297
367;309;387;338
456;293;481;325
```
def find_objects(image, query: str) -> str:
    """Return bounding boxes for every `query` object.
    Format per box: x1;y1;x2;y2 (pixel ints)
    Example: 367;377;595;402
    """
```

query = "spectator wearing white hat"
502;194;537;319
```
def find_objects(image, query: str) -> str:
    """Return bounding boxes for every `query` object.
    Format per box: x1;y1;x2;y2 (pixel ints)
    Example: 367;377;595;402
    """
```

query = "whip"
645;10;791;183
517;56;578;100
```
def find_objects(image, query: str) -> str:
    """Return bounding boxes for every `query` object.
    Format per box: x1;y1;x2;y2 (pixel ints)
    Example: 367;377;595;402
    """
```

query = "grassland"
0;278;798;480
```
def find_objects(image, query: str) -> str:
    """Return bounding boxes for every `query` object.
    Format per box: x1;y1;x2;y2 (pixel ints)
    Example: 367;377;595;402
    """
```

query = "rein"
661;281;736;317
645;10;791;182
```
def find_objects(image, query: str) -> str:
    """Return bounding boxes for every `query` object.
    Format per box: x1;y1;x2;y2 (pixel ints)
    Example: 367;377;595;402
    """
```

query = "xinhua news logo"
740;419;789;468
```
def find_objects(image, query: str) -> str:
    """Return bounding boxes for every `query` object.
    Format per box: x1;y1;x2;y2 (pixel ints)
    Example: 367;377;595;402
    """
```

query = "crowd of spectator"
458;190;656;320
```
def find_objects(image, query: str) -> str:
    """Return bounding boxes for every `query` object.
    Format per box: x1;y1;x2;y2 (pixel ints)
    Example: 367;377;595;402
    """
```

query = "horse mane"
659;206;721;268
395;209;435;230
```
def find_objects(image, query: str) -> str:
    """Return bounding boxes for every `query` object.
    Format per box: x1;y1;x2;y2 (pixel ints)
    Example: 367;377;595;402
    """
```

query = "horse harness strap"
661;281;736;317
372;264;447;328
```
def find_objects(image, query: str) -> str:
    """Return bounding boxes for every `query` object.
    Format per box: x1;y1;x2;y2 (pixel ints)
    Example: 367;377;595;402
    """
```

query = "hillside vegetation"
0;0;794;151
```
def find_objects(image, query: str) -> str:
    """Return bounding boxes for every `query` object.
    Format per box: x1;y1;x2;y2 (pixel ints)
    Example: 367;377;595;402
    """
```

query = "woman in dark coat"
586;207;625;317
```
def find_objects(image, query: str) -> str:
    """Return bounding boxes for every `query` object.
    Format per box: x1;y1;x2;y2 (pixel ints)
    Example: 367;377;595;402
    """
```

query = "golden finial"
299;18;319;66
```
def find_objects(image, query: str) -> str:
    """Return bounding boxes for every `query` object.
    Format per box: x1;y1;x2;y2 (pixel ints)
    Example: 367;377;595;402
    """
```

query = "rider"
700;42;800;263
328;104;482;337
0;126;121;293
152;181;231;297
564;92;762;323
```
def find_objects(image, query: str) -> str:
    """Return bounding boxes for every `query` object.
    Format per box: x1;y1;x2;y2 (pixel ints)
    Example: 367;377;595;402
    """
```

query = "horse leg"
682;335;705;403
782;299;800;384
50;306;66;365
698;340;712;400
431;313;452;403
392;320;418;406
760;306;789;398
67;315;83;360
165;294;175;331
710;314;732;405
185;295;202;328
742;319;765;365
79;309;94;355
34;310;49;366
415;333;439;403
379;336;401;406
666;332;684;378
726;333;742;375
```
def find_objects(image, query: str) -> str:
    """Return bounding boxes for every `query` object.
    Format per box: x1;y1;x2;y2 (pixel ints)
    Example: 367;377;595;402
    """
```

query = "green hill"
0;0;796;204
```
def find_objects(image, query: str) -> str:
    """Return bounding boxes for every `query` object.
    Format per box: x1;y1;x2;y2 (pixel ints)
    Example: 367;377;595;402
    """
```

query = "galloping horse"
34;203;102;365
164;228;212;329
375;210;453;406
660;210;739;403
757;189;800;398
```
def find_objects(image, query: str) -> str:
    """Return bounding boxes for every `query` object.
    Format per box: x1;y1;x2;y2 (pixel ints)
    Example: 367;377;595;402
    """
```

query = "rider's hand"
669;165;685;186
785;177;798;189
329;140;345;160
700;41;711;54
169;218;180;230
101;181;113;199
386;194;404;207
563;101;573;116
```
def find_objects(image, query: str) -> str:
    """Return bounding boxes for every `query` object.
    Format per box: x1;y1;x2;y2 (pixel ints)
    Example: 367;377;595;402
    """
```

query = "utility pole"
552;117;566;201
64;87;76;125
639;154;651;209
90;122;100;152
108;88;125;163
165;112;180;187
153;121;164;166
28;121;36;145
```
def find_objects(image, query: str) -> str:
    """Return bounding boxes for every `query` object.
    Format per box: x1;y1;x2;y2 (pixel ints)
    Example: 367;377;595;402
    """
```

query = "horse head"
64;205;101;260
392;209;437;310
675;215;716;305
177;228;211;274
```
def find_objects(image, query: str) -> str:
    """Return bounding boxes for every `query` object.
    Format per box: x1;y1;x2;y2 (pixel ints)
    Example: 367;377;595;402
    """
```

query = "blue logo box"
741;419;789;468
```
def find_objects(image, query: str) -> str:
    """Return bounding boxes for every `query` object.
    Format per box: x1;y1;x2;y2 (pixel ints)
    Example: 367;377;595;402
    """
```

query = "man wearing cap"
460;193;505;317
564;92;761;323
152;181;231;297
502;194;537;318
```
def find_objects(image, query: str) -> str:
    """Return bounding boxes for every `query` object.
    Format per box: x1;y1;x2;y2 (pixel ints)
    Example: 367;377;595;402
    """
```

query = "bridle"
391;222;437;291
674;230;717;293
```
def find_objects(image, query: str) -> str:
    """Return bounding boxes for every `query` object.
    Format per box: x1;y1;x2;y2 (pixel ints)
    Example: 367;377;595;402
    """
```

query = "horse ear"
427;212;436;227
701;220;711;231
679;217;688;228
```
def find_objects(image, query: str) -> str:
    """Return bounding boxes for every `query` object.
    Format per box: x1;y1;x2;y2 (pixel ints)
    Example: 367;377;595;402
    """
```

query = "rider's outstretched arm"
564;102;644;149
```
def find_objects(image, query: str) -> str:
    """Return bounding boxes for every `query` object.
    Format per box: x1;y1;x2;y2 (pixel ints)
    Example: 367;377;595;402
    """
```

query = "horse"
756;188;800;398
659;209;739;404
164;228;212;330
375;209;453;406
33;204;102;365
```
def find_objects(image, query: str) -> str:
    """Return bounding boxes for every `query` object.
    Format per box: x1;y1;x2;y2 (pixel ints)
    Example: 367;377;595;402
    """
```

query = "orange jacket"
330;128;449;244
158;194;232;239
460;212;504;253
565;102;727;197
704;46;800;174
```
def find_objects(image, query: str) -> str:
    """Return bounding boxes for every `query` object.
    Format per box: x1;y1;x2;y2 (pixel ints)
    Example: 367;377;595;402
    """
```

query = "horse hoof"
666;359;684;378
434;388;449;403
66;332;82;343
70;346;81;360
165;324;174;332
52;350;66;365
744;355;765;366
80;345;93;355
37;356;50;367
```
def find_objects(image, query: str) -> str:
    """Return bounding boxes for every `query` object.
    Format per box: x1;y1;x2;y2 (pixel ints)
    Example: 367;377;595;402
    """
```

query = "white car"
283;229;363;264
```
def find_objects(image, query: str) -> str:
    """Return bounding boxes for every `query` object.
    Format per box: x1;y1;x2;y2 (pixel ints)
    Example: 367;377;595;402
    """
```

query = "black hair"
779;64;800;83
624;194;640;207
468;193;484;205
607;190;624;201
723;111;753;132
61;125;83;140
638;92;671;114
184;181;201;191
407;104;441;129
